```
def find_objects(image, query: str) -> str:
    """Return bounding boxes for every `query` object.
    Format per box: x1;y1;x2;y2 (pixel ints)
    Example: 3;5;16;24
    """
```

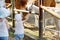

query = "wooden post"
11;0;15;27
39;0;44;40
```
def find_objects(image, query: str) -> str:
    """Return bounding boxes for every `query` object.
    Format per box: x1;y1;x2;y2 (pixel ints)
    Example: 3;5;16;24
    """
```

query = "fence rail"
40;6;60;19
40;5;60;40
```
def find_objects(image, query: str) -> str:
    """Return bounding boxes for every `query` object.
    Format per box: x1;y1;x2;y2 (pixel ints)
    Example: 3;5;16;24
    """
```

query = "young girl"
0;17;9;40
15;0;28;40
0;0;10;40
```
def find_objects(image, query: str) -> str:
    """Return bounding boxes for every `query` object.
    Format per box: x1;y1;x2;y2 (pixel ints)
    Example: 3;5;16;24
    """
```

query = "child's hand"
22;13;30;22
5;19;10;29
0;18;3;22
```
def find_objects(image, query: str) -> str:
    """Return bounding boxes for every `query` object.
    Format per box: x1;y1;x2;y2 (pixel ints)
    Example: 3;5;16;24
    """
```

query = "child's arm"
5;19;10;29
22;13;30;22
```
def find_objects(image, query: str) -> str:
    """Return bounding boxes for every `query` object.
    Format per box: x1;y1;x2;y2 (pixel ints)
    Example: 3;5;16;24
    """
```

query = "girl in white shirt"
0;0;10;40
0;18;9;40
15;0;28;40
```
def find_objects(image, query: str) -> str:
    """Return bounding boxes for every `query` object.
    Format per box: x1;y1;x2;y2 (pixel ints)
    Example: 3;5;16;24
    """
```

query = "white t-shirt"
15;12;24;34
0;19;9;37
0;0;5;7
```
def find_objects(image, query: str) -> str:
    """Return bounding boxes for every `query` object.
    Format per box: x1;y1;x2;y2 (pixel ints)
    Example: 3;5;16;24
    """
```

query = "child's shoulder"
15;13;19;16
3;18;7;21
15;14;21;18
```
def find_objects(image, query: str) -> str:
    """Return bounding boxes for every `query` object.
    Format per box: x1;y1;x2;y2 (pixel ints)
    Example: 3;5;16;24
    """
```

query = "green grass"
9;28;15;37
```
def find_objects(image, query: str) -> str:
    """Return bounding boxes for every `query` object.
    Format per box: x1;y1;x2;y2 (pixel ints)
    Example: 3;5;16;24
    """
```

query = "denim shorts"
0;37;8;40
15;34;24;40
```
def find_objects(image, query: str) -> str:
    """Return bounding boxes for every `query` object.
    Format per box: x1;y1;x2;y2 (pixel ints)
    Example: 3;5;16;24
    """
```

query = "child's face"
0;18;3;22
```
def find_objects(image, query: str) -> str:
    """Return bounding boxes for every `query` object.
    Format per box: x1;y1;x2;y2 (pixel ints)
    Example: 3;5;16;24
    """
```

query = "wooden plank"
45;25;56;28
45;28;60;33
24;22;35;28
14;9;29;13
40;6;60;19
6;3;12;8
24;29;39;40
24;32;36;40
24;34;35;40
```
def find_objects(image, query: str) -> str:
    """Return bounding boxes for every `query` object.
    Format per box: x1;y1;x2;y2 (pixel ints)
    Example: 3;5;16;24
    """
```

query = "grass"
9;28;15;37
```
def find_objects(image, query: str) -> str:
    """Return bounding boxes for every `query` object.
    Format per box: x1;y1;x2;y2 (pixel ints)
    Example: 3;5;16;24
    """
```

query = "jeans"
15;34;24;40
0;37;8;40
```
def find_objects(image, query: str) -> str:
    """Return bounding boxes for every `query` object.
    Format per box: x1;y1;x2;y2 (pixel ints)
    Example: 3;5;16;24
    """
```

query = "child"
0;17;9;40
0;8;10;40
0;0;10;40
15;0;28;40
